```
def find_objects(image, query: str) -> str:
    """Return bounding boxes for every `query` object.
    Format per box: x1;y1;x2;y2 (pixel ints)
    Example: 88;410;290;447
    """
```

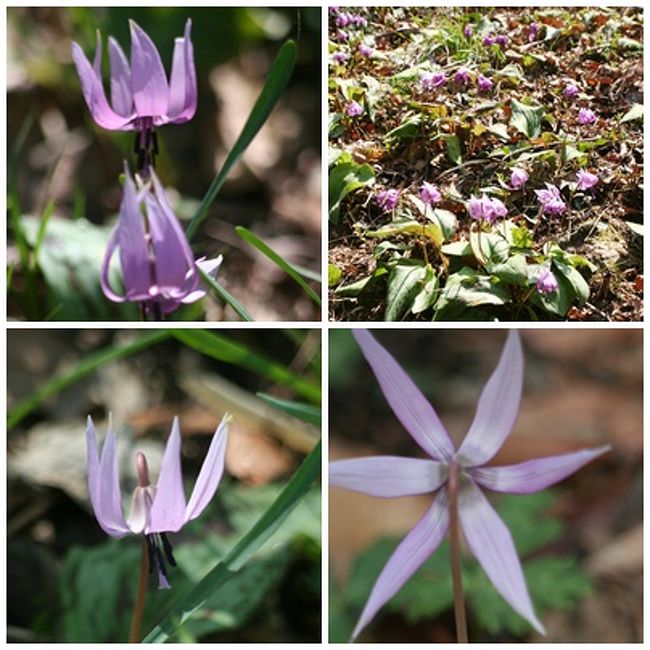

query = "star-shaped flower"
330;330;609;639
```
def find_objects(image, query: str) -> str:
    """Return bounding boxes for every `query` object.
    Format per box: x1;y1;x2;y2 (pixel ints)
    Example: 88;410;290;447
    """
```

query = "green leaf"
142;440;321;643
328;264;343;287
384;115;422;141
235;226;321;306
530;267;574;317
440;240;472;256
411;265;439;314
333;274;374;297
510;98;544;139
169;330;320;403
256;393;321;425
186;40;297;240
469;229;510;265
620;103;643;123
366;219;443;247
487;254;530;287
199;268;254;322
442;134;462;165
385;261;428;321
626;221;643;236
328;155;376;223
553;260;590;305
7;331;170;429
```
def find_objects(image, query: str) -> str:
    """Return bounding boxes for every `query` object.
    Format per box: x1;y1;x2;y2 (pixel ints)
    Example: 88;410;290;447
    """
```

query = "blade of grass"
7;331;170;429
186;40;297;241
170;329;320;403
142;440;321;643
235;226;321;306
198;267;253;322
257;393;321;425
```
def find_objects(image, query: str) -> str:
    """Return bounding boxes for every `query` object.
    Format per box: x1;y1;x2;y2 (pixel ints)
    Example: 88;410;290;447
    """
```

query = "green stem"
448;462;468;643
128;537;149;643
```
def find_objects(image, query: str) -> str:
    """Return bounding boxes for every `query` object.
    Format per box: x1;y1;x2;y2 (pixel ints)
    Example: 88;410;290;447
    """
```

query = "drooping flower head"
535;183;567;215
420;181;442;206
576;170;599;191
464;23;473;38
468;194;507;224
358;43;374;57
477;74;493;92
564;83;579;99
376;189;400;213
528;22;539;42
510;167;529;189
536;267;559;294
336;29;349;42
330;330;609;639
331;51;349;64
71;19;196;133
336;11;352;27
494;34;509;47
86;414;231;587
420;71;447;91
454;67;471;84
482;34;496;46
578;107;597;125
345;100;364;117
101;163;221;315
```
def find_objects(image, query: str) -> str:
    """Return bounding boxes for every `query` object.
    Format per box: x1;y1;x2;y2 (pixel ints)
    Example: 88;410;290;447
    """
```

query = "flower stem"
448;461;468;643
128;537;149;643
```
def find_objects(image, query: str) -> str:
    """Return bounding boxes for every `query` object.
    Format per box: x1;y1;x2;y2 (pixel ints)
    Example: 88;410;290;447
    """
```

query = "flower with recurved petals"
420;71;447;91
376;189;400;212
510;167;529;189
477;74;493;92
101;163;222;314
535;183;566;214
536;267;559;294
420;182;442;206
564;83;579;99
468;194;507;224
71;19;196;132
576;170;599;191
86;414;231;588
345;100;364;117
330;330;609;639
454;67;471;84
578;107;597;125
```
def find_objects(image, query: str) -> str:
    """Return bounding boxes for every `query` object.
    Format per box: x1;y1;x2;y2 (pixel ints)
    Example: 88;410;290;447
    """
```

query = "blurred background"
7;329;321;642
329;328;642;642
7;7;321;321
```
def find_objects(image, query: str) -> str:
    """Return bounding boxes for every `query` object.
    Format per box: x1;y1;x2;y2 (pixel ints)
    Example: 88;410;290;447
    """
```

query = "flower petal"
86;416;100;508
167;19;197;123
456;330;524;467
129;20;169;118
100;228;127;303
469;446;610;494
107;36;133;117
184;414;231;522
329;456;447;498
352;330;454;462
126;485;154;533
94;417;130;536
181;255;224;304
148;417;187;533
458;478;545;634
116;164;152;301
352;489;449;639
71;39;133;130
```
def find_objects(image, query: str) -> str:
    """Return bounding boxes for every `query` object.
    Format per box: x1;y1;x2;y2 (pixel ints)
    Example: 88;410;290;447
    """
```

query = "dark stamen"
145;535;156;575
153;544;168;578
160;533;177;567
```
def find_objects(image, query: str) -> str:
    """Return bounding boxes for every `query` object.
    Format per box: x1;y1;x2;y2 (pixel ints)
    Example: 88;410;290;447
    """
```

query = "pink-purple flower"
482;35;496;46
464;24;473;38
71;19;196;132
336;29;349;42
420;181;442;206
330;330;609;639
528;22;539;42
454;67;471;84
510;167;529;189
536;268;559;294
376;189;400;212
578;107;597;125
494;34;509;47
86;414;231;587
420;71;447;91
535;184;567;215
468;194;507;224
101;163;221;315
345;100;364;117
564;83;579;99
576;170;599;191
477;74;493;92
359;43;374;57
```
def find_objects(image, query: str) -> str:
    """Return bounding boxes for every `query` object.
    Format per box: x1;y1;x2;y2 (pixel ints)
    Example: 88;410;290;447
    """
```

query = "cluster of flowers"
420;68;494;93
373;167;598;296
72;20;221;317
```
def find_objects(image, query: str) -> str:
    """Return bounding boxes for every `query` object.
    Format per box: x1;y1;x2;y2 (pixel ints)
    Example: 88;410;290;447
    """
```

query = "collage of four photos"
5;5;644;644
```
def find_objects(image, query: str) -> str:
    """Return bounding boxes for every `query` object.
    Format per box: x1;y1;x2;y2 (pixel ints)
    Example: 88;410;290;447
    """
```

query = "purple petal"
93;417;129;536
100;228;127;302
469;446;610;494
146;170;198;301
184;414;231;522
181;255;224;304
456;330;523;467
352;330;455;461
458;478;545;634
167;19;197;123
129;20;169;119
148;417;187;533
107;36;133;117
352;489;449;639
71;39;133;130
86;416;101;508
116;164;152;301
329;456;447;497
